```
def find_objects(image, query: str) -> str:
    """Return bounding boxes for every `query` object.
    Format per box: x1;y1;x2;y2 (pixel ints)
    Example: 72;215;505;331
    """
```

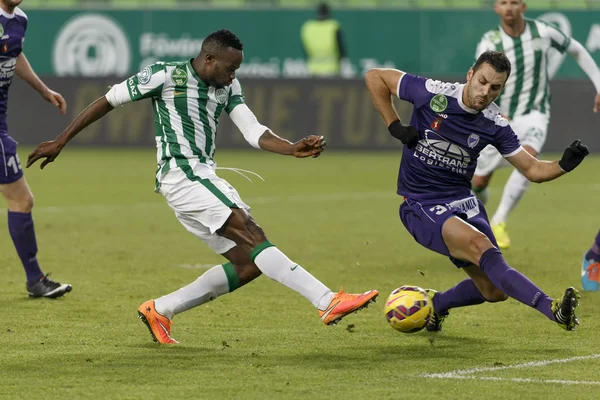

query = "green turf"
1;148;599;399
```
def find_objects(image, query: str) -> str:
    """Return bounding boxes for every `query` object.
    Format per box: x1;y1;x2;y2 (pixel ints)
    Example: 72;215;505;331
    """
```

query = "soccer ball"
384;285;433;333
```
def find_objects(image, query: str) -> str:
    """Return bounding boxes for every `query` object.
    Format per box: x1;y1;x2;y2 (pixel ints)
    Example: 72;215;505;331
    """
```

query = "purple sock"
479;248;554;321
8;211;44;284
433;279;486;315
585;230;600;262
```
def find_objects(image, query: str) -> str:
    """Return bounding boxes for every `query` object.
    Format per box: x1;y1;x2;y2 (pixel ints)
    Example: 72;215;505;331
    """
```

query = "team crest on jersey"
430;94;448;113
485;30;502;45
467;133;480;149
171;67;188;86
137;66;152;85
215;88;228;104
0;24;4;38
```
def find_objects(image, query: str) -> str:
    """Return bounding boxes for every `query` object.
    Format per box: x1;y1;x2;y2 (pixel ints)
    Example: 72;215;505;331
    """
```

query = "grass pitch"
1;149;598;399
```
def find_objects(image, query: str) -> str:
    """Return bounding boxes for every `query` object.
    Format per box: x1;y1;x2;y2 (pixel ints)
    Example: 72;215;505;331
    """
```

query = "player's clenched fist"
26;140;64;169
388;120;419;148
292;135;327;158
558;139;590;172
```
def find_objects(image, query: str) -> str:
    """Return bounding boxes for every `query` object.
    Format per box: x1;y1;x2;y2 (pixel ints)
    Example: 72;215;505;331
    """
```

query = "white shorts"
158;165;250;255
474;111;549;177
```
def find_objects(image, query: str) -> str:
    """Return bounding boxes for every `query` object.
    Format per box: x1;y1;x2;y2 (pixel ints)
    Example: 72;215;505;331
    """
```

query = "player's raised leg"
0;143;71;298
442;216;580;330
137;171;377;344
582;229;600;291
138;245;261;344
220;208;379;326
488;168;529;249
401;198;504;331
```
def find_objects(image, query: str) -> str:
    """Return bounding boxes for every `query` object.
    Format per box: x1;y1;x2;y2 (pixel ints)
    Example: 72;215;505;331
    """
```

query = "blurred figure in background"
471;0;600;250
301;2;346;77
0;0;71;298
582;229;600;291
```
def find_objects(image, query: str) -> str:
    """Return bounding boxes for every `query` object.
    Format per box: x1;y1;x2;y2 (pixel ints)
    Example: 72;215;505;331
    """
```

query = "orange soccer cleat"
137;300;179;344
319;288;379;325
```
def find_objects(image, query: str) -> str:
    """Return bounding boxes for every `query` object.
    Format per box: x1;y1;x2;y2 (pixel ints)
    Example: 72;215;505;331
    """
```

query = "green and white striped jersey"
475;18;571;119
105;59;245;189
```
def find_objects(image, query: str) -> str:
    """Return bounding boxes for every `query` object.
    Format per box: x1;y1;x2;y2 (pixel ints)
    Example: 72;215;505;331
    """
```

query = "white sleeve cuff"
229;104;268;149
396;73;405;98
105;81;131;108
502;146;524;158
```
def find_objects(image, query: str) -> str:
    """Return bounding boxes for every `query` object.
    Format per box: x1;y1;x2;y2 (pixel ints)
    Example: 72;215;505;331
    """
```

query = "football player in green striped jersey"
26;29;379;344
472;0;600;249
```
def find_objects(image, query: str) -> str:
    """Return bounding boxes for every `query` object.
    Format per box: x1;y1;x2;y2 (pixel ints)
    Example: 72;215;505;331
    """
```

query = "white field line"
419;354;600;386
421;353;600;378
423;375;600;386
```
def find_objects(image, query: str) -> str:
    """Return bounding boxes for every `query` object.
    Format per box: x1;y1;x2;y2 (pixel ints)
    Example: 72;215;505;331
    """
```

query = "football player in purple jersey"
365;50;588;331
0;0;71;298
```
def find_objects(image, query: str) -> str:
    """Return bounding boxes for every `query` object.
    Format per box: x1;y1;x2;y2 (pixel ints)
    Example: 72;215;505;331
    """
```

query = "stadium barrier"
21;9;600;79
14;77;599;151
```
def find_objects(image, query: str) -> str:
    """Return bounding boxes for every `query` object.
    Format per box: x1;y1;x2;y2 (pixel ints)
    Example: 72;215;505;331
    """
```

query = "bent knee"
7;193;34;213
220;209;267;248
483;288;508;303
466;233;494;262
236;263;262;283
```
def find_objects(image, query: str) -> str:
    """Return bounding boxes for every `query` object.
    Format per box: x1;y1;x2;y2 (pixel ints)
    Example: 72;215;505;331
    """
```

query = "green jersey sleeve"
105;63;166;107
225;79;245;114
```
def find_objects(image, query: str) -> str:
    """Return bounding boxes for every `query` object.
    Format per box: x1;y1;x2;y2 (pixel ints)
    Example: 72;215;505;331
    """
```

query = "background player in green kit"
471;0;600;249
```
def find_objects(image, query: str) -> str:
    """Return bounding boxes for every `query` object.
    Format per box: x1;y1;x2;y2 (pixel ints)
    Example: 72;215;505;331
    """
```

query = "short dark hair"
317;2;330;17
473;50;511;80
201;29;243;53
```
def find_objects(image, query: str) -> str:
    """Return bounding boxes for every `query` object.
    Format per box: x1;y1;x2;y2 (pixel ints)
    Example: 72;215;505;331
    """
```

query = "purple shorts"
399;195;499;268
0;135;23;184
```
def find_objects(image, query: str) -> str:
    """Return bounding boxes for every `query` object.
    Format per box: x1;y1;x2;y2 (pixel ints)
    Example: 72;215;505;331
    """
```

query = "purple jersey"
396;74;522;200
0;7;27;138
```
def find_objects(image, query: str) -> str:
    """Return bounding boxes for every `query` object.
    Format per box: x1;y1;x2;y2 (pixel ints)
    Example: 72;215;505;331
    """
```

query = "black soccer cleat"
425;289;448;332
551;287;580;331
27;274;72;299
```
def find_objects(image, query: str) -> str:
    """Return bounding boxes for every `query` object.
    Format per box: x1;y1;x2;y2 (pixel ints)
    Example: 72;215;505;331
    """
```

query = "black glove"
559;139;589;172
388;120;419;148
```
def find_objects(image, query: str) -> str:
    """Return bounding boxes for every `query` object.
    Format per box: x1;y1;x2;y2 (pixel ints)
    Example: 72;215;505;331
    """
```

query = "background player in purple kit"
0;0;71;298
582;229;600;291
365;50;589;331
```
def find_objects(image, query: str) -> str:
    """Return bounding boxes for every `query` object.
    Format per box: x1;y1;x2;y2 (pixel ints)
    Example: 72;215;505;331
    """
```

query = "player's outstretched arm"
506;140;589;183
258;131;326;158
229;103;326;158
16;53;67;115
565;39;600;113
26;96;114;169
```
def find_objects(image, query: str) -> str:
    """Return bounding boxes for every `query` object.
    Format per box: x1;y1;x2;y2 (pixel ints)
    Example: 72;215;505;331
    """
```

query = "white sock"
154;264;236;319
473;186;489;205
491;169;530;226
254;246;334;310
